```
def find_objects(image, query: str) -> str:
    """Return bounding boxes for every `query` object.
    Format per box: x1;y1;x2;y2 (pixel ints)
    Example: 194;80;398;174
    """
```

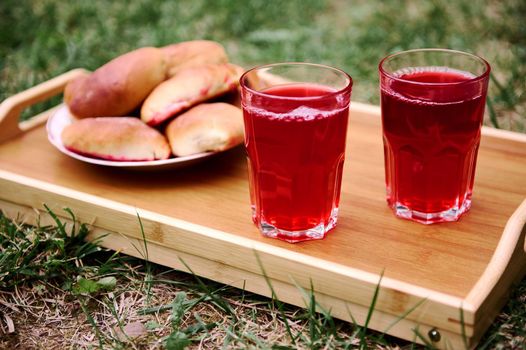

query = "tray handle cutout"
0;68;89;144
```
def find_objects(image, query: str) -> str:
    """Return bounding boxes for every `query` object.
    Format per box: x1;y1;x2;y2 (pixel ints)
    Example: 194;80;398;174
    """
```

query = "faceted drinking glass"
240;63;353;242
379;49;490;224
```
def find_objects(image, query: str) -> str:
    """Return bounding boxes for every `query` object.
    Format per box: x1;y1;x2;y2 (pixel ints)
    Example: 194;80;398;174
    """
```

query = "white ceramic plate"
46;105;217;170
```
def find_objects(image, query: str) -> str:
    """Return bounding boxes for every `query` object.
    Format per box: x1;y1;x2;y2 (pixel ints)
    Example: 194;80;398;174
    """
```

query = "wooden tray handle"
0;68;89;144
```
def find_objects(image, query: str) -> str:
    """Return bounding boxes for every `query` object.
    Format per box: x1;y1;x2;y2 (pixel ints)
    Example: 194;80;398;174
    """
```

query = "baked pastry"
63;41;232;120
141;63;242;126
161;40;229;77
165;102;244;156
61;117;171;161
64;47;166;118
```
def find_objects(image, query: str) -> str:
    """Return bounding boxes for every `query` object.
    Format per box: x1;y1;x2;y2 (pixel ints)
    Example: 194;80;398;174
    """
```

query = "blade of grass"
105;294;135;347
359;270;384;349
221;323;235;350
135;211;149;262
253;250;296;345
63;207;77;238
79;299;105;349
138;291;211;316
185;312;216;336
381;297;428;336
344;303;363;345
135;211;153;304
43;204;67;240
290;277;340;345
177;257;237;320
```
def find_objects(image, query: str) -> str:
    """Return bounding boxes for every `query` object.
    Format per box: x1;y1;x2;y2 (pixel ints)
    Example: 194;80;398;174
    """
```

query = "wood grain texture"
0;106;521;296
0;198;477;350
0;84;525;348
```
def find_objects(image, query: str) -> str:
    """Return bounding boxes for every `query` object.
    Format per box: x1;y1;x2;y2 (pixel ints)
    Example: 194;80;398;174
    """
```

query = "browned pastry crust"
64;47;167;118
61;117;171;161
165;102;244;156
141;63;242;126
161;40;229;78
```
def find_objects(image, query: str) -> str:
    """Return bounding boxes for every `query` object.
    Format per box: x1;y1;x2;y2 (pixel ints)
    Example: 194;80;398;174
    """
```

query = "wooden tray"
0;69;525;349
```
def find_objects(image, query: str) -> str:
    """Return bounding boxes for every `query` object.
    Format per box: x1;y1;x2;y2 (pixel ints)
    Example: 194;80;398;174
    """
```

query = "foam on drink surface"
247;105;347;122
384;66;482;106
248;83;346;122
392;66;477;80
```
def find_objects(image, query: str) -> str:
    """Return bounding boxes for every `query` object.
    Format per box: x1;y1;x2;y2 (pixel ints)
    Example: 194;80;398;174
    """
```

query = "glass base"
256;208;338;243
391;199;472;224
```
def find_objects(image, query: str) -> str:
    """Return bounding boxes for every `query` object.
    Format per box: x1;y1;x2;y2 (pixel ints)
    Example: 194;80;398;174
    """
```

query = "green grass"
1;0;525;130
1;0;526;348
0;206;114;290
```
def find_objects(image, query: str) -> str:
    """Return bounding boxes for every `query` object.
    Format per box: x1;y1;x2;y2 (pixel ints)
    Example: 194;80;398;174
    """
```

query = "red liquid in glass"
243;83;349;238
381;69;486;218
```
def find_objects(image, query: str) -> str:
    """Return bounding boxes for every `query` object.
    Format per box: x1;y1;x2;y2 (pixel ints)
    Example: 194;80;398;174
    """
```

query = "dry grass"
0;263;384;349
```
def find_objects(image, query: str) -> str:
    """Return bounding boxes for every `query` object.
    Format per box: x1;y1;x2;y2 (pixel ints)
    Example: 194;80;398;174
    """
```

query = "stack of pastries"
61;40;245;161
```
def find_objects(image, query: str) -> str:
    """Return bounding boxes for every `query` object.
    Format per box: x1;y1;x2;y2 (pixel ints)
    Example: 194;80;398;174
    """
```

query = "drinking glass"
379;49;490;224
240;63;353;242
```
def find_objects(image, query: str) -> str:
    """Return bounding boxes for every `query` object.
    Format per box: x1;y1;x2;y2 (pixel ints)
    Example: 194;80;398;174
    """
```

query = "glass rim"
240;62;353;101
378;48;491;86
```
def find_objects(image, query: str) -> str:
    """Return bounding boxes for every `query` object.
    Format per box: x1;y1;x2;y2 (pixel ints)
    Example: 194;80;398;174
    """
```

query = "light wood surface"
0;198;483;350
0;70;525;348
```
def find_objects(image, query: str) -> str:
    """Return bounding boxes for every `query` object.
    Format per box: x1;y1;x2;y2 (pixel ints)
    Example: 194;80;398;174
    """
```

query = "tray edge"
0;198;477;350
0;169;477;333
